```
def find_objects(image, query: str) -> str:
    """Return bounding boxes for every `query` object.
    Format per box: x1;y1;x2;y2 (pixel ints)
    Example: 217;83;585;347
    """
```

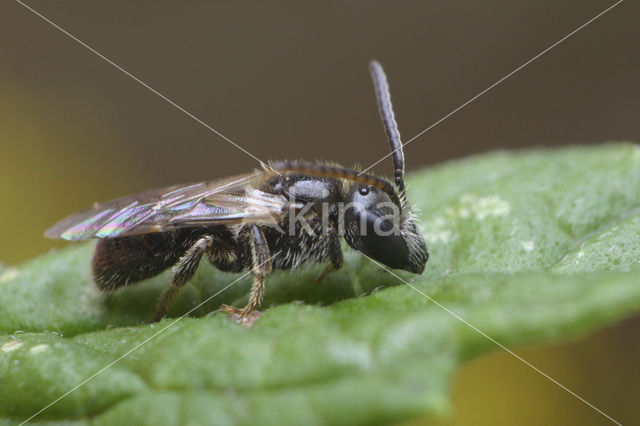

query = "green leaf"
1;144;639;425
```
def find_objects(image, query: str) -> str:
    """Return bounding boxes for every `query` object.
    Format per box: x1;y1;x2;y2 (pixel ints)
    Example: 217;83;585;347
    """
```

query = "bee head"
344;182;427;274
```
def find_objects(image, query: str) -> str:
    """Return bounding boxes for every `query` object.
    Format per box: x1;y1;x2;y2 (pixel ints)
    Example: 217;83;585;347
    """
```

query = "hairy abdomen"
92;230;206;291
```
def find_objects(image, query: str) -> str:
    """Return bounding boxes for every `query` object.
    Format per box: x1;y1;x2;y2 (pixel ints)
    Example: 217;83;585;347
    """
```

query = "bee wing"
45;173;290;241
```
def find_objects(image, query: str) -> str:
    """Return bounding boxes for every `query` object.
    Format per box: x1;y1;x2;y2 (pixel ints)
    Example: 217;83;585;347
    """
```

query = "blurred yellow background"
1;1;638;424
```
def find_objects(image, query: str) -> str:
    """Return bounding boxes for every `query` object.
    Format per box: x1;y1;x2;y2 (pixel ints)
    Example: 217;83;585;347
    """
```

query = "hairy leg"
221;225;272;325
315;229;343;283
153;235;213;321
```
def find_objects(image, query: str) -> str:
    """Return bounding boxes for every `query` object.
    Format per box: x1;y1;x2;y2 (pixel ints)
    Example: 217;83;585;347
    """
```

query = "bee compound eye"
358;210;410;270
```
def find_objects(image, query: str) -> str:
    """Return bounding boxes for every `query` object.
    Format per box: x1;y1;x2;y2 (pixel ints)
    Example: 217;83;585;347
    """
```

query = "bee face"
344;184;427;273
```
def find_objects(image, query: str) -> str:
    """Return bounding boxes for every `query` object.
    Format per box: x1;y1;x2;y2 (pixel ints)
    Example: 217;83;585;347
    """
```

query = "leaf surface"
1;144;639;425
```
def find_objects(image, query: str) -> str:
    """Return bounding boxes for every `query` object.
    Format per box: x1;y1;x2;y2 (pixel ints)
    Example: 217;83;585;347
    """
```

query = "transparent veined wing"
45;172;291;240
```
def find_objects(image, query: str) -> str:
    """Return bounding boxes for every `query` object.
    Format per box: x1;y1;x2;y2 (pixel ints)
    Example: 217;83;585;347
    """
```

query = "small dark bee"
45;61;428;324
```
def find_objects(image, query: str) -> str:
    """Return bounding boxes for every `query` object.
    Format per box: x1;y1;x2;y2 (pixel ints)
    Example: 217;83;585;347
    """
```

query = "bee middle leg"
221;225;272;325
153;235;213;321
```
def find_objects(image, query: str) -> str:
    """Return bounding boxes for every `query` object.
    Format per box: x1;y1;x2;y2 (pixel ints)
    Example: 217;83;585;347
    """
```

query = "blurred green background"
1;1;638;424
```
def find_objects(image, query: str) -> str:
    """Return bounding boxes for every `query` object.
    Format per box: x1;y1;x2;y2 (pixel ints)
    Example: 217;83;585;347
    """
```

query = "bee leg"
315;230;343;283
221;226;272;327
153;235;213;322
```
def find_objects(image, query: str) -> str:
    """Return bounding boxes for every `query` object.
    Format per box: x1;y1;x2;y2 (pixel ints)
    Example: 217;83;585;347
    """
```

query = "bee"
45;61;428;324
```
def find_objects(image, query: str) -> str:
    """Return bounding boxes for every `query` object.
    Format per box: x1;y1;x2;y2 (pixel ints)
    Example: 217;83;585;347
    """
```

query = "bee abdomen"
92;232;188;291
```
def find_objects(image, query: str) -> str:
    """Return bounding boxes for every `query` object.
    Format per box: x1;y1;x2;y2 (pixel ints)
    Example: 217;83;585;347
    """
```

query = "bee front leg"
221;225;272;327
315;229;343;283
153;235;213;322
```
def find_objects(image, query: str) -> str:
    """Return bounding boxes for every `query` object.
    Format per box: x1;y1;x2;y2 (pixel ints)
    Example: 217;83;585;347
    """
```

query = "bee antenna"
369;60;405;193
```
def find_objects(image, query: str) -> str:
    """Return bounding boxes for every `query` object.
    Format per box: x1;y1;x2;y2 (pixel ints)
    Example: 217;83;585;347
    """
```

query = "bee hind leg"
153;235;213;322
221;225;272;327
